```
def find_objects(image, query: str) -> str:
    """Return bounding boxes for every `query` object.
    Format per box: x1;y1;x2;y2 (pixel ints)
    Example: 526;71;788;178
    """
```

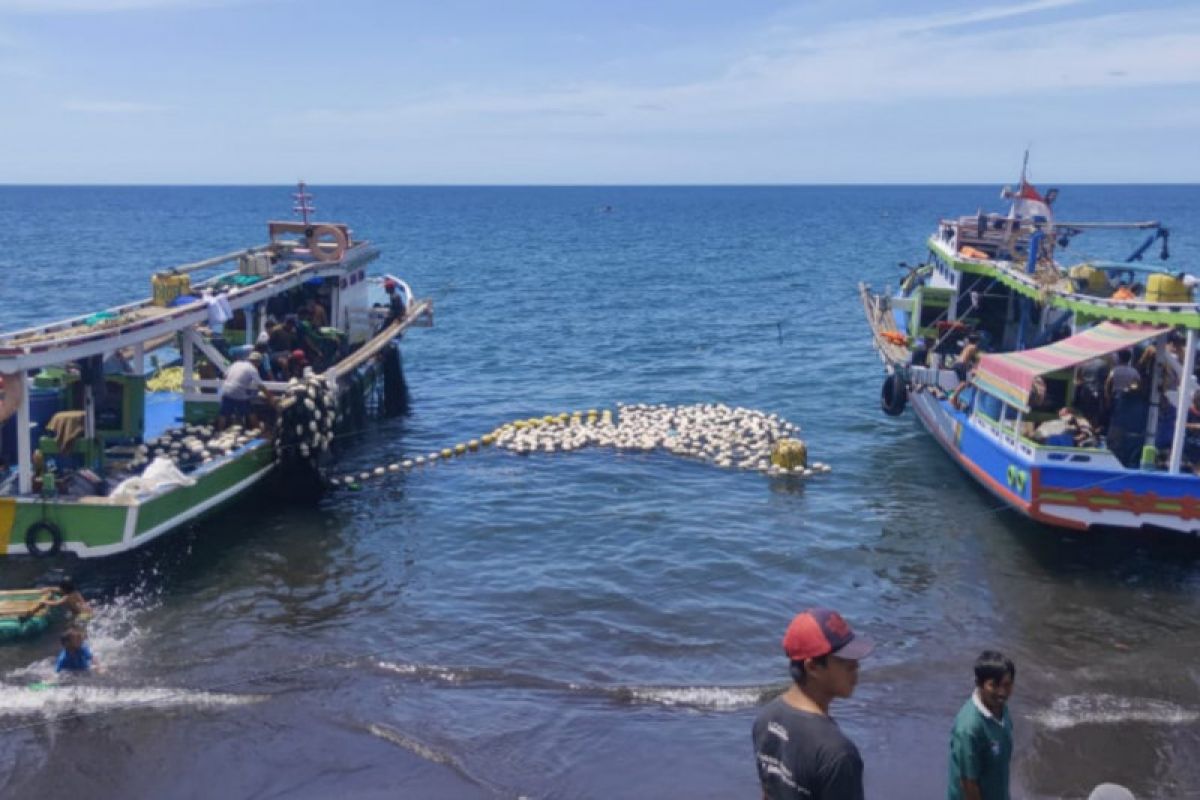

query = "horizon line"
2;181;1199;188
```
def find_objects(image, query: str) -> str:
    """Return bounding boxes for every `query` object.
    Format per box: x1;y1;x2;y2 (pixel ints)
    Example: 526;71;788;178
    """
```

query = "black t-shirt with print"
752;697;865;800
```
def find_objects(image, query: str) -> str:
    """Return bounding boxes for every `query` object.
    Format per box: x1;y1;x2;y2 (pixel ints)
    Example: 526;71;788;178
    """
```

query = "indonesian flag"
1006;180;1054;227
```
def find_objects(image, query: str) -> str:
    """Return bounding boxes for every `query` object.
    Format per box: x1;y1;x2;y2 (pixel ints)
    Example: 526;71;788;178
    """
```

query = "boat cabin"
965;322;1200;474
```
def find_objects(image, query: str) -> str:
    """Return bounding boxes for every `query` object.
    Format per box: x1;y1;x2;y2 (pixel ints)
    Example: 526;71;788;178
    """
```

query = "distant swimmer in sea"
56;626;98;674
21;577;92;624
752;607;875;800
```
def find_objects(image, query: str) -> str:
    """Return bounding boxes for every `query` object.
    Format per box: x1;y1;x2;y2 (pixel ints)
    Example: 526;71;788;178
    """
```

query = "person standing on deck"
383;280;407;328
1107;379;1149;468
752;608;875;800
1105;351;1141;411
306;296;328;328
954;332;982;381
219;352;273;430
948;651;1015;800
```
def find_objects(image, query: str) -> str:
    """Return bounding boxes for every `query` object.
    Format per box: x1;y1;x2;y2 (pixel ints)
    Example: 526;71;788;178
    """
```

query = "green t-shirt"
947;694;1012;800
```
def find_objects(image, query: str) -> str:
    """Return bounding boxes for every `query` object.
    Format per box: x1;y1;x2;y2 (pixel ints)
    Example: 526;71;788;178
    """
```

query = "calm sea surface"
1;185;1199;799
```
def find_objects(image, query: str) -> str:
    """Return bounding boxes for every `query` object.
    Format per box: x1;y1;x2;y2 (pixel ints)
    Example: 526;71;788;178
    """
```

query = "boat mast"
1168;330;1198;474
293;181;315;225
16;372;31;494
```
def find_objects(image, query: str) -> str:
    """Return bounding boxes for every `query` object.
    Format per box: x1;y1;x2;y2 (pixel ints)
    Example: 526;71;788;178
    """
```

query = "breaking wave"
372;659;772;711
1032;694;1199;730
0;682;265;720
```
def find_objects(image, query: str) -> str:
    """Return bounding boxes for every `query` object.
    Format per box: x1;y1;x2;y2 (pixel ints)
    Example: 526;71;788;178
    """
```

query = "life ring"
25;521;63;558
305;225;347;263
881;373;907;417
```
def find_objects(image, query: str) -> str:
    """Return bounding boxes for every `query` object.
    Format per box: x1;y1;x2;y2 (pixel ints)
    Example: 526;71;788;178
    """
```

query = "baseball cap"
291;349;307;361
783;608;875;661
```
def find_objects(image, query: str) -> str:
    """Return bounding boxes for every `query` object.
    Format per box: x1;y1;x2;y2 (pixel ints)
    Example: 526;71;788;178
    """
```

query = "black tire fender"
881;373;908;417
25;520;63;558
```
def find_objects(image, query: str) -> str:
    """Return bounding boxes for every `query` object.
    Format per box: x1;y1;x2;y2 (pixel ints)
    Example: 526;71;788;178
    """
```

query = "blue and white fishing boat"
861;161;1200;534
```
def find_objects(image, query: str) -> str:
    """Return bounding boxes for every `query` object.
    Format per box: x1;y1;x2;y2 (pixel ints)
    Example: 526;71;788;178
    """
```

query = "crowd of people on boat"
753;607;1139;800
939;328;1200;472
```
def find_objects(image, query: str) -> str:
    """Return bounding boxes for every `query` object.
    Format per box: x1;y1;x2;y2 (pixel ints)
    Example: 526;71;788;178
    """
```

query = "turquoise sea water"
1;185;1200;798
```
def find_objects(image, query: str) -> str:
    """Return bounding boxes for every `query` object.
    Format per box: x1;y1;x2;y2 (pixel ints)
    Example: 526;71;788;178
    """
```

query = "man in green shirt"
948;650;1015;800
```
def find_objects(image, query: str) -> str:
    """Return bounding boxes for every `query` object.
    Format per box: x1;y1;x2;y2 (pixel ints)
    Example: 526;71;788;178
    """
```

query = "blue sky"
1;0;1197;183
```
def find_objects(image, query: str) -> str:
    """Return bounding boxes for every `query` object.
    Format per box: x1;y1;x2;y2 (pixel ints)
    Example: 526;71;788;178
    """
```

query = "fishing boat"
861;161;1200;533
0;185;432;558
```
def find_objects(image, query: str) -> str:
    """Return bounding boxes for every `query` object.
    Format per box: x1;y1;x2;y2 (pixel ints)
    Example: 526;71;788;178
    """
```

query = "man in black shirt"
384;280;406;325
752;607;875;799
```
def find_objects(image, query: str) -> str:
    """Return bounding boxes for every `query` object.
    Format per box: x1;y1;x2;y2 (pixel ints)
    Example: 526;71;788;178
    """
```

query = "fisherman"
954;332;982;381
56;626;97;673
21;577;92;624
1074;357;1111;429
948;650;1015;800
1153;389;1200;467
305;296;329;328
1107;378;1149;468
252;340;273;379
287;348;309;380
268;314;299;353
383;280;406;328
219;351;272;430
1104;351;1141;412
752;607;874;800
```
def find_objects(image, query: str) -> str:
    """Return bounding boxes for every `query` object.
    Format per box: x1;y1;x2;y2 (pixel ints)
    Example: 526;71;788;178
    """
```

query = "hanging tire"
881;373;907;417
25;521;63;558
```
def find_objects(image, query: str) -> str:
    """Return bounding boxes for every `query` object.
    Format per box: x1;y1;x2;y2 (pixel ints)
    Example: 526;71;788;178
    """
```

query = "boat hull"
907;389;1200;535
2;442;275;559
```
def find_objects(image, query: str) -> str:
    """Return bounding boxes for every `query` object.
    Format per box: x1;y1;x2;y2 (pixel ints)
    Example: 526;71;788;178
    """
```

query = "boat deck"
858;282;911;368
0;239;379;373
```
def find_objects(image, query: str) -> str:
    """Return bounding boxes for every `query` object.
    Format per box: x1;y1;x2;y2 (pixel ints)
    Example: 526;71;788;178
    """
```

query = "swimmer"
55;626;97;673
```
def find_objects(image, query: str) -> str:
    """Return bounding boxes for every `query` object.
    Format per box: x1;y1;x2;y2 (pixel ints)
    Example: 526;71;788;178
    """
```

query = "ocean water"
1;185;1200;799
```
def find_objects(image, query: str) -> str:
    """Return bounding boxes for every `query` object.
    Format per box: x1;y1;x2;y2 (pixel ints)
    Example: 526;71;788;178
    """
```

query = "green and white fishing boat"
0;186;431;559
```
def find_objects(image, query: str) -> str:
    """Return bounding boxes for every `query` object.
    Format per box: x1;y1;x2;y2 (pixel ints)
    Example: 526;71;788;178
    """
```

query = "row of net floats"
329;406;829;489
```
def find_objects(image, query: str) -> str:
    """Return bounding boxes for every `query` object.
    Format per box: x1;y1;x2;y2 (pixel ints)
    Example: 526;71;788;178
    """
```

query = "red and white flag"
1007;180;1054;226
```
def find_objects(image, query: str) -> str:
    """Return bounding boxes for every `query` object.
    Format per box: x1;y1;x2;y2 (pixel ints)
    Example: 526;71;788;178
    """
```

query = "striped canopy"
973;322;1165;410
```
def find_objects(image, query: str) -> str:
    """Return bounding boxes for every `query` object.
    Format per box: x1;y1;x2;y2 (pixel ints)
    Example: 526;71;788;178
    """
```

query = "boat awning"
973;322;1166;410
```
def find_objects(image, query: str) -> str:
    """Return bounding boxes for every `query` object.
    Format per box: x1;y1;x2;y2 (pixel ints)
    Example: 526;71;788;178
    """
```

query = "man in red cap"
287;348;309;380
752;607;874;800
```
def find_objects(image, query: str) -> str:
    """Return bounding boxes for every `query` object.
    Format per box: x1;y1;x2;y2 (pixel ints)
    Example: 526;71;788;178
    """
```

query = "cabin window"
999;403;1017;432
976;391;1003;422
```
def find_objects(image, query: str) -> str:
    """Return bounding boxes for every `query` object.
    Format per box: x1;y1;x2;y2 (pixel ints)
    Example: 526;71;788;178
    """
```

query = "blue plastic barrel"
0;388;61;465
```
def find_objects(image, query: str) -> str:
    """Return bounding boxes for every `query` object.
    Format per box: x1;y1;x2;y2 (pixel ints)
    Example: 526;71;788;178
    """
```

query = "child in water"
55;626;97;673
24;577;92;622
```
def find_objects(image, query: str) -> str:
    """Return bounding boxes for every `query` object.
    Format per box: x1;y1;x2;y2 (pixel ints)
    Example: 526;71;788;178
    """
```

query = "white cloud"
62;99;167;112
281;2;1199;143
848;0;1087;37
